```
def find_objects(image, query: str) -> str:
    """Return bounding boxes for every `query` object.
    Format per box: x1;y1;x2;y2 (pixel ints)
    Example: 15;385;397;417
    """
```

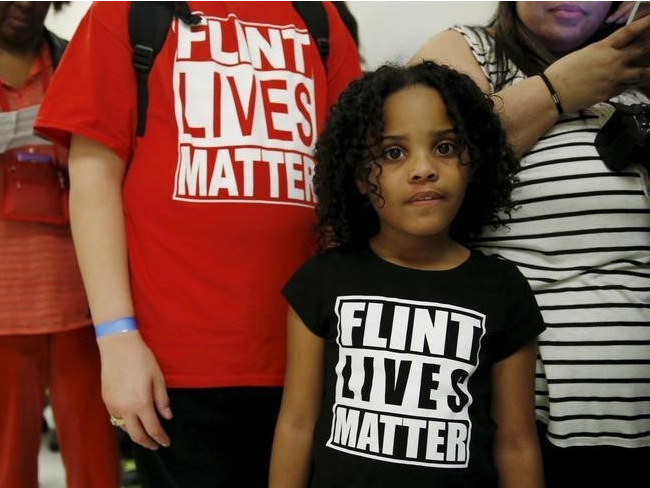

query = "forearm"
68;135;133;324
269;308;324;488
492;341;543;488
495;436;545;488
269;420;314;488
491;76;560;157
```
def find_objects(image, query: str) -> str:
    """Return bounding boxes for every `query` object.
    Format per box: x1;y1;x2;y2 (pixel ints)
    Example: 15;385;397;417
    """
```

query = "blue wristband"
94;316;137;339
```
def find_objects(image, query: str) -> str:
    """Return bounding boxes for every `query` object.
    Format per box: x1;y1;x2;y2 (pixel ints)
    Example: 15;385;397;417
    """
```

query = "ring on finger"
109;414;126;428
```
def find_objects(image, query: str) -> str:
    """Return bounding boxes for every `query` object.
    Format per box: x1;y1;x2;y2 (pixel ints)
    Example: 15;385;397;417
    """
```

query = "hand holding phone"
626;1;650;66
625;1;650;25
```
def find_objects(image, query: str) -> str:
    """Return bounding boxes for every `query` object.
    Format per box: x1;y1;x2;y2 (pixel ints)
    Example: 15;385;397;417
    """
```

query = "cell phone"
626;0;650;24
626;1;650;66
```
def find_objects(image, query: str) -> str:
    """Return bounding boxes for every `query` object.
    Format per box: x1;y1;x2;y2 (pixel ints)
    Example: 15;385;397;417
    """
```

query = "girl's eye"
435;141;459;157
383;147;405;161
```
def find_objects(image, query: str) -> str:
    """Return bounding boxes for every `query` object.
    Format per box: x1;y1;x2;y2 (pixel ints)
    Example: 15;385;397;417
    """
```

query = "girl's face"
516;1;612;55
358;84;470;245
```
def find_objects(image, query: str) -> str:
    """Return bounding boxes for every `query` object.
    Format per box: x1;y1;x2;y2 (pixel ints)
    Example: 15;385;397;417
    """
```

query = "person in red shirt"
0;2;119;487
35;2;361;486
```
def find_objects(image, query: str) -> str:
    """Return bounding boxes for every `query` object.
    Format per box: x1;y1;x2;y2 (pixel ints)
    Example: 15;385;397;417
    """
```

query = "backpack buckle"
133;44;155;73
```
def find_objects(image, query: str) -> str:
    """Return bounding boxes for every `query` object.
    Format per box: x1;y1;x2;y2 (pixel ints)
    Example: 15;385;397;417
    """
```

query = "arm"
269;306;324;488
410;15;650;157
410;30;560;157
491;340;544;488
607;1;635;24
68;134;171;450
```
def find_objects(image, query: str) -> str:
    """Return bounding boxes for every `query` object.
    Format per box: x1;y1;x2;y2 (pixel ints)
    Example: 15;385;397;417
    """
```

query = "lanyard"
0;47;51;112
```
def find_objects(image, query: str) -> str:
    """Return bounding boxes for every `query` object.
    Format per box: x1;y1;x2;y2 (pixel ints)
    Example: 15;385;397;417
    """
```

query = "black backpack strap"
129;1;200;136
292;1;329;69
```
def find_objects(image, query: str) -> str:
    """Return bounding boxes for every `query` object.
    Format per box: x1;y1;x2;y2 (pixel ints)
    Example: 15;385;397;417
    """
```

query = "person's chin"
545;34;586;55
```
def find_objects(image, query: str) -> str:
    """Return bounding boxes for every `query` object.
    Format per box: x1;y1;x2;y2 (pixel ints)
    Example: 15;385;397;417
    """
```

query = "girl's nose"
408;156;438;183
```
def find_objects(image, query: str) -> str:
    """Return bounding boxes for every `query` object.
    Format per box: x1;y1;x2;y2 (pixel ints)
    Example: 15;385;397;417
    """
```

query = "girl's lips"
407;190;444;204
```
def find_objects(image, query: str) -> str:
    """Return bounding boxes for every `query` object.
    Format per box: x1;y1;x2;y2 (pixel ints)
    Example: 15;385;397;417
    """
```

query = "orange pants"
0;326;120;488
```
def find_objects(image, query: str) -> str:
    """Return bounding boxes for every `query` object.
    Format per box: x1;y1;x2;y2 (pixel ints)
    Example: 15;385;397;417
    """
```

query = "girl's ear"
355;179;368;195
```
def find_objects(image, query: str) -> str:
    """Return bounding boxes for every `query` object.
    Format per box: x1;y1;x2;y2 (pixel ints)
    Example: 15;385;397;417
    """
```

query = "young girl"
269;61;545;488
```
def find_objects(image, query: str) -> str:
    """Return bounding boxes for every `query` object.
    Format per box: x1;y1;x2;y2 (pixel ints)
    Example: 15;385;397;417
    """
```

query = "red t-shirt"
35;2;360;387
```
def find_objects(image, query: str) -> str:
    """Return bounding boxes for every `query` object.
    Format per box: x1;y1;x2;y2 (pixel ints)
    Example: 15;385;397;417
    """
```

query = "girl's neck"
369;233;470;271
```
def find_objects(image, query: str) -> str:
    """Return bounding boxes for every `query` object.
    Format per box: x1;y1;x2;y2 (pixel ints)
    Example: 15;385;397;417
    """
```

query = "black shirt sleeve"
282;253;331;338
491;261;546;362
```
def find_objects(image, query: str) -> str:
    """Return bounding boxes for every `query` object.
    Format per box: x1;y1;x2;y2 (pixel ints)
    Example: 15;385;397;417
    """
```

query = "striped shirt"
455;25;650;448
0;41;90;335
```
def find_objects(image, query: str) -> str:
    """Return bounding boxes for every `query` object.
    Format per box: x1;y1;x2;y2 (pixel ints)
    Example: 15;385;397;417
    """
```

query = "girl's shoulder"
308;244;364;264
292;245;368;279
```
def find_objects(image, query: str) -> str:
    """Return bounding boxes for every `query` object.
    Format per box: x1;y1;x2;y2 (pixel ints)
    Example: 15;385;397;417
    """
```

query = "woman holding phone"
623;1;650;64
411;2;650;487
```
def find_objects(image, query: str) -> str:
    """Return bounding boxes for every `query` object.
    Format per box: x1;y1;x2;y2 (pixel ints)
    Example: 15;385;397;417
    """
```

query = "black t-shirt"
283;247;545;488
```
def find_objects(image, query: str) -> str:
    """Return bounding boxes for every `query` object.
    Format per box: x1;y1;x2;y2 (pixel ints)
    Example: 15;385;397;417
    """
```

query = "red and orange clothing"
0;41;88;334
0;35;119;488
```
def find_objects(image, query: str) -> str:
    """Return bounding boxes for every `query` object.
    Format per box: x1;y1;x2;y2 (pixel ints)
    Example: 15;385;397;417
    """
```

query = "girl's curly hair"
313;60;519;250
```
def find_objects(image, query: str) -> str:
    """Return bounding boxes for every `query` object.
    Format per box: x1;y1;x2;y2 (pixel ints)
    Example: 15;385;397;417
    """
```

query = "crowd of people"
0;1;648;487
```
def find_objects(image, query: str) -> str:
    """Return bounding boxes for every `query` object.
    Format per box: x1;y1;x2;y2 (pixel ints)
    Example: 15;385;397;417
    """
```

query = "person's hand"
97;330;172;450
606;1;635;24
544;12;650;113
